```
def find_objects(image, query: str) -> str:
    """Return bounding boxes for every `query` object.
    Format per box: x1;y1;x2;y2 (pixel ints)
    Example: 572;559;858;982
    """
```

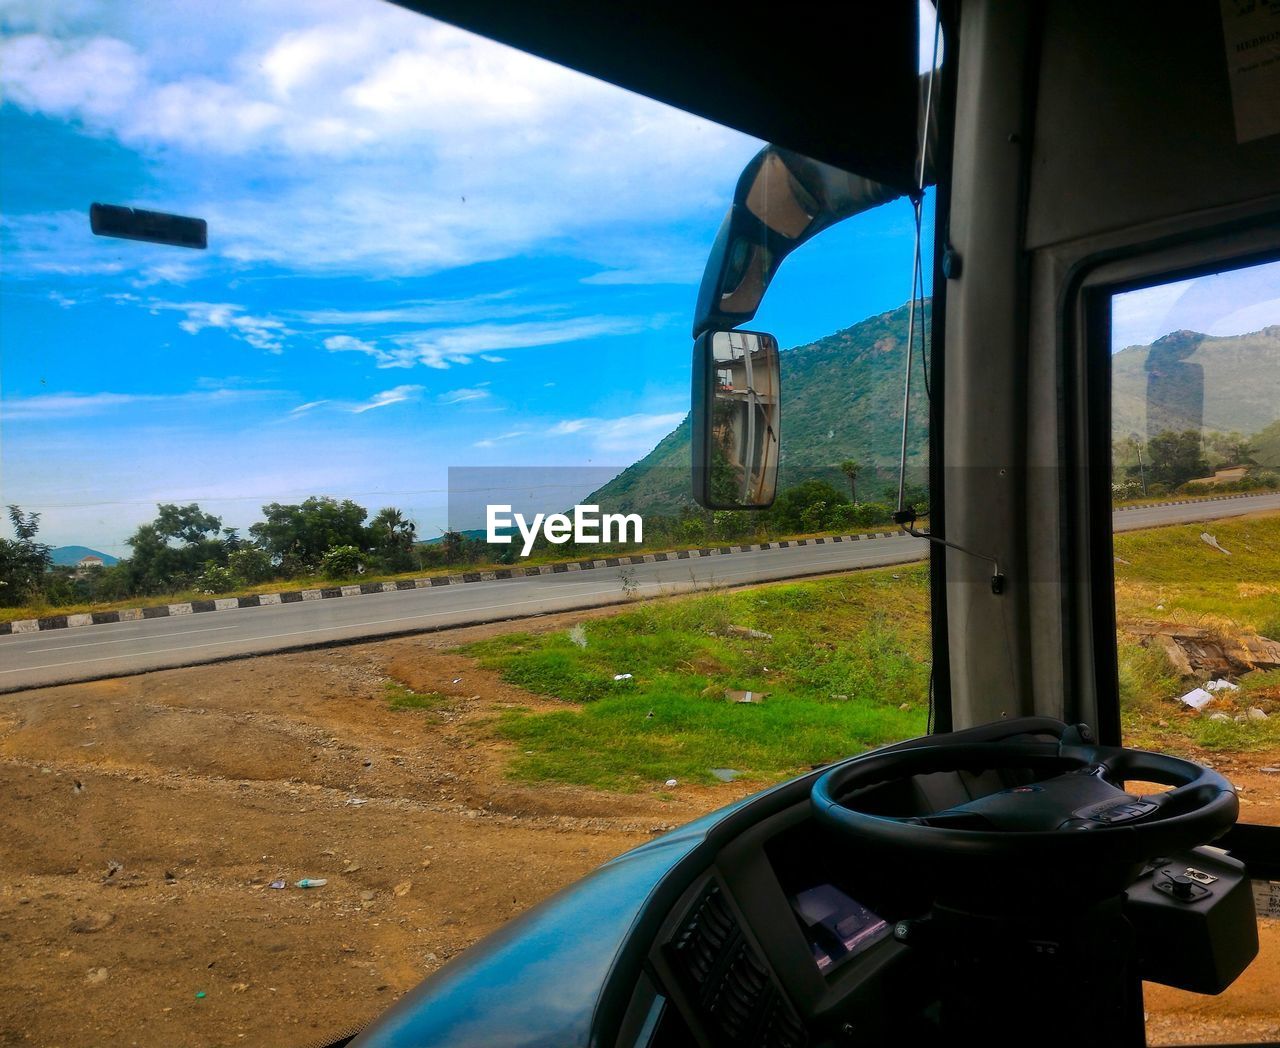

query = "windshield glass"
1;2;935;1043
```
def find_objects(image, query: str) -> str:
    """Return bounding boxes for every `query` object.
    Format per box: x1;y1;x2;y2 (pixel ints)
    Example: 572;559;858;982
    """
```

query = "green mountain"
589;302;931;515
589;311;1278;517
50;546;119;566
1111;326;1280;442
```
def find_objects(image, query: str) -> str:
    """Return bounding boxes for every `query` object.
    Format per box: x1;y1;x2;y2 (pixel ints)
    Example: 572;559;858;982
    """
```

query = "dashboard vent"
668;882;806;1048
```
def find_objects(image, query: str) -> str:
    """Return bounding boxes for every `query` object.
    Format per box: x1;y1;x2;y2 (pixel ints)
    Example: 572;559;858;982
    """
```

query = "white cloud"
310;314;654;371
350;384;423;413
289;399;329;415
155;300;291;353
1;387;275;421
546;411;685;455
438;387;489;405
0;7;760;281
472;429;528;448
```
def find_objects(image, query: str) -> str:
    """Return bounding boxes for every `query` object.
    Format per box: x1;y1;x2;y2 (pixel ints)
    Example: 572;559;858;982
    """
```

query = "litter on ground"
1178;687;1214;710
726;690;767;704
1200;532;1231;555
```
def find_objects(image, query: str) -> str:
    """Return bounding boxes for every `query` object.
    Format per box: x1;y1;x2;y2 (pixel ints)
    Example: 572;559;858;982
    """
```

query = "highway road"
2;492;1277;692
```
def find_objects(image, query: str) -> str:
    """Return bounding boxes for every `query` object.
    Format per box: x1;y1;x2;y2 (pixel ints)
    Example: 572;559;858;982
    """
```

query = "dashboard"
613;768;1256;1048
616;796;944;1048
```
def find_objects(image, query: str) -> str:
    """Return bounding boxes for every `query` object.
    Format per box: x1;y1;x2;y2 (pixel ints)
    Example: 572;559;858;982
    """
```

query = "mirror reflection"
706;330;781;508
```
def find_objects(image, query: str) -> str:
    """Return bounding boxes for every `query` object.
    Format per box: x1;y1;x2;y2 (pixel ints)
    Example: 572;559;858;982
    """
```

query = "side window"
1109;258;1280;1046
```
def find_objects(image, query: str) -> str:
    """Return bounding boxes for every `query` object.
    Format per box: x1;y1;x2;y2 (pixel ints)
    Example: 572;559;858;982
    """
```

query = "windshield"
1;2;936;1043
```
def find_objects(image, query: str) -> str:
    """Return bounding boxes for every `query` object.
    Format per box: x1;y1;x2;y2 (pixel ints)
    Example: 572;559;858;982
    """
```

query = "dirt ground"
1;611;1276;1047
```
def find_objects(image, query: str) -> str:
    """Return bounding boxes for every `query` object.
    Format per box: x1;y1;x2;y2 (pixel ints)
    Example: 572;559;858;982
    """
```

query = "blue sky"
1;0;1275;554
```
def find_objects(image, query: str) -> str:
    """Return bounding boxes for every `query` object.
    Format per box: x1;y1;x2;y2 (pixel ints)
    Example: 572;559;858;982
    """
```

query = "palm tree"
839;459;861;504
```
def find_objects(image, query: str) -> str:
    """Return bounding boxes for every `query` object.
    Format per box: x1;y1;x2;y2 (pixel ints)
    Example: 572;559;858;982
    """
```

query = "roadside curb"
1113;492;1260;511
0;529;909;636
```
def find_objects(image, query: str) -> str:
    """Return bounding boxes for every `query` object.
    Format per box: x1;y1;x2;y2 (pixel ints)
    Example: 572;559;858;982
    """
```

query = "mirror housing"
692;330;781;509
692;136;933;338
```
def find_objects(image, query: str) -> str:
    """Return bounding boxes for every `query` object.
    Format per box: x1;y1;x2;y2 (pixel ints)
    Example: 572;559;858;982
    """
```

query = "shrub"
197;564;240;594
320;544;362;579
228;547;274;584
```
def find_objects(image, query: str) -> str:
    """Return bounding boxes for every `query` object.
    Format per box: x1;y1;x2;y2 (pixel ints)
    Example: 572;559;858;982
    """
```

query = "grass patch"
1113;514;1280;634
462;566;931;790
464;513;1280;790
1115;513;1280;755
385;682;452;714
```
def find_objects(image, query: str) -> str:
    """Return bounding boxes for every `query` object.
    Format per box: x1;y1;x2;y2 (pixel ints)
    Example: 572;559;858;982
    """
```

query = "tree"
839;459;862;503
122;503;230;595
1145;430;1209;489
250;497;368;573
368;506;416;571
0;505;52;607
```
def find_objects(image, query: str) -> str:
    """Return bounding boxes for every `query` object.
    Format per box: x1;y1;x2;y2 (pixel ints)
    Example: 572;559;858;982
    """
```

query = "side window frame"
1069;229;1280;754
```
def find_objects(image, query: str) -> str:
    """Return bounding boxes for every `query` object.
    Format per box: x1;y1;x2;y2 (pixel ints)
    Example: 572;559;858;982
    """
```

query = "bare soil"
0;612;1275;1047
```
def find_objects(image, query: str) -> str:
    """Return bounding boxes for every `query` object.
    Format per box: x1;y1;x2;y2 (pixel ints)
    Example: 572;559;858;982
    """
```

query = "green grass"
463;513;1280;790
461;566;932;790
1114;514;1280;755
1113;514;1280;635
384;682;453;714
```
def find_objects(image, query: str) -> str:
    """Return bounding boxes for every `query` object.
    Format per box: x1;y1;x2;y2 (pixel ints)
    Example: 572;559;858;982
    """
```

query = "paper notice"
1253;878;1280;920
1220;0;1280;143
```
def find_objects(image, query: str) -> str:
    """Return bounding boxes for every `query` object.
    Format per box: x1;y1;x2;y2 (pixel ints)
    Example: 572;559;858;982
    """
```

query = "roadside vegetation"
5;418;1276;618
456;514;1280;791
0;486;923;623
462;566;932;790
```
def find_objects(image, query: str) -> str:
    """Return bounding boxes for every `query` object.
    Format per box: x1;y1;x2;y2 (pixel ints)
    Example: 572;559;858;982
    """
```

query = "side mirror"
692;330;781;509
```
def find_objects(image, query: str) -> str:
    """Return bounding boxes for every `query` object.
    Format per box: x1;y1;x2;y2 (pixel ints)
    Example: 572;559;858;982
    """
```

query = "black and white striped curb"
1113;492;1263;511
0;530;907;636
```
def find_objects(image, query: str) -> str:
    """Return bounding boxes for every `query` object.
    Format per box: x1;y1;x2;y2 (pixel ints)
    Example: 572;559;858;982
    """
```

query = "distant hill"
50;546;118;566
588;311;1278;516
589;302;931;515
1112;326;1280;441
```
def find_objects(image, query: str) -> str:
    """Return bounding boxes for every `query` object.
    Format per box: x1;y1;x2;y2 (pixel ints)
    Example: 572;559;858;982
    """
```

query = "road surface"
2;492;1277;691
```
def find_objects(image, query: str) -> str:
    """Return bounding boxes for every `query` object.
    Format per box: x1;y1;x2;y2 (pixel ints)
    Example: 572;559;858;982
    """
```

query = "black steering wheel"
810;725;1237;882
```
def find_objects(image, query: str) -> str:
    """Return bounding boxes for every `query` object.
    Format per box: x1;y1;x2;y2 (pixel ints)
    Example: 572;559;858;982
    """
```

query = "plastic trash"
1200;532;1231;555
614;673;633;681
295;878;327;889
726;690;767;704
195;991;206;999
711;768;740;782
726;625;773;640
345;797;368;806
1205;679;1239;692
664;779;678;787
1178;687;1214;710
568;625;587;649
267;879;286;890
1207;712;1232;723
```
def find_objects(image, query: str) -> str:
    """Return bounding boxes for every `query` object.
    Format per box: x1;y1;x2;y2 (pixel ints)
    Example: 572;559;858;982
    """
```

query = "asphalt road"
3;492;1277;692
